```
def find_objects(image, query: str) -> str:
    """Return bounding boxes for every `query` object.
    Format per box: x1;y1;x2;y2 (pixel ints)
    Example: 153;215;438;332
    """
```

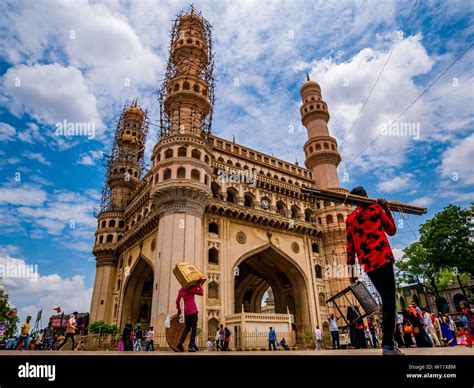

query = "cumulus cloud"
0;248;92;323
439;134;474;185
376;174;414;193
2;63;103;130
409;196;434;207
77;150;103;166
0;185;48;206
22;152;51;166
0;122;16;141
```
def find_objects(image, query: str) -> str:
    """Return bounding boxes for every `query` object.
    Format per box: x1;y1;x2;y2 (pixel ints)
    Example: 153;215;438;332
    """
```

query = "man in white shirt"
423;308;440;346
328;313;340;349
315;326;324;350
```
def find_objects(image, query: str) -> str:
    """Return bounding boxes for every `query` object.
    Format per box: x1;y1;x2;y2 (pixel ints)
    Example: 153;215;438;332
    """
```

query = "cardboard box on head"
173;262;206;289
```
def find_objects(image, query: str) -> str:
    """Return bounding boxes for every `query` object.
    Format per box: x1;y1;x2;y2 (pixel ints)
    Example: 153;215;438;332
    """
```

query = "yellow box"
173;262;206;289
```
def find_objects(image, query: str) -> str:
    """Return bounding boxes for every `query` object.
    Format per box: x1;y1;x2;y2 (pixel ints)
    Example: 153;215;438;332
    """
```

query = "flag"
54;307;61;313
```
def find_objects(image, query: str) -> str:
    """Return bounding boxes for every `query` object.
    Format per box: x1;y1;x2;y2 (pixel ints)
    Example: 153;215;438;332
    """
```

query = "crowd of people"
2;312;83;351
120;324;156;351
323;300;474;350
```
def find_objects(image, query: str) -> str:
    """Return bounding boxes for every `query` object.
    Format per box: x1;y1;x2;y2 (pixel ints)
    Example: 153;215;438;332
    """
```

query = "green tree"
419;204;473;275
396;204;473;298
0;300;20;337
396;242;443;295
88;320;119;335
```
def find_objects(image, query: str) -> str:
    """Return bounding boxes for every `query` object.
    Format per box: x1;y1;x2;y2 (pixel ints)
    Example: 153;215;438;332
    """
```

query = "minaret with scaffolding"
90;100;149;324
149;7;215;332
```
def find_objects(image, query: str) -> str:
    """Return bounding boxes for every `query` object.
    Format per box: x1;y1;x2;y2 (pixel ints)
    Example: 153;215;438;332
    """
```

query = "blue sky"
0;0;472;323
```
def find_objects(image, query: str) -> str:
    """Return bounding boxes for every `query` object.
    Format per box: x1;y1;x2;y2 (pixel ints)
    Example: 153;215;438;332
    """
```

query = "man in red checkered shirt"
346;186;403;355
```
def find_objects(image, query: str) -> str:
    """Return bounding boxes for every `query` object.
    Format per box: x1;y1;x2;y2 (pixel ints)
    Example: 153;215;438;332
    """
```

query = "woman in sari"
438;313;456;346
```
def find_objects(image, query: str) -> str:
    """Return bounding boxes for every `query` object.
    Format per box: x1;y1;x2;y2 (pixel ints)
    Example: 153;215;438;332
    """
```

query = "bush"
88;320;119;335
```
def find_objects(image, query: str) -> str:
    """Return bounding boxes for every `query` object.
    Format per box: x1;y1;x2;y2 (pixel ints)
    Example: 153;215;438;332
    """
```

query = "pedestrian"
408;302;432;347
145;326;155;351
328;313;340;349
460;301;474;347
223;326;231;351
346;187;401;355
423;308;440;346
176;280;204;352
217;324;225;351
448;315;458;345
205;339;213;351
121;323;132;351
43;323;54;350
394;313;405;348
438;314;455;346
134;325;143;351
315;326;324;350
57;312;78;351
268;326;277;350
368;316;379;348
17;315;31;351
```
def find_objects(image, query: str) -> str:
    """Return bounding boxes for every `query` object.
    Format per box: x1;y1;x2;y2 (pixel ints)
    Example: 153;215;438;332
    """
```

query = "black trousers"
269;340;276;350
57;333;76;350
330;331;340;349
178;312;198;348
367;261;396;348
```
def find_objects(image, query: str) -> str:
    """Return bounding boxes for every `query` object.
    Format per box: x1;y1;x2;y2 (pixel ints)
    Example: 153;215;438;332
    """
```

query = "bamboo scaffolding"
301;187;427;215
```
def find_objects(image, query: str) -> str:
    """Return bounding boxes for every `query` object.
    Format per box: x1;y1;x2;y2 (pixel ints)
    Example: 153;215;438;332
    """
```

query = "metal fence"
76;330;319;351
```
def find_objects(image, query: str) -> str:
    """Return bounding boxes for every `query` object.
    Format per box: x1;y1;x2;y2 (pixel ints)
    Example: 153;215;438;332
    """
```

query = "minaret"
150;8;214;332
300;76;353;317
300;75;341;189
90;100;148;324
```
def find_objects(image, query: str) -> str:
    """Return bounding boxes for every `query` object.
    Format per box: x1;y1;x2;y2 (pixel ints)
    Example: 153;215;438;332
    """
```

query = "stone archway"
121;257;154;329
233;244;311;330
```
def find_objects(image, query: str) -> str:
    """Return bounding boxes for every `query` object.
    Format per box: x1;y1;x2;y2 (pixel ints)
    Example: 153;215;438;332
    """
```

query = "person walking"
423;308;440;346
176;280;204;352
223;326;231;351
145;326;155;351
328;313;340;349
43;323;54;350
17;316;32;351
315;326;324;350
134;325;143;351
346;187;401;355
368;316;379;348
268;327;277;351
460;301;474;347
57;312;78;351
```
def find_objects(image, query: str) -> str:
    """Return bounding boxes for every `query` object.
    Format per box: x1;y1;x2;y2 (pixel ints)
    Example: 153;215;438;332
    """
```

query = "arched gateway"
233;244;311;330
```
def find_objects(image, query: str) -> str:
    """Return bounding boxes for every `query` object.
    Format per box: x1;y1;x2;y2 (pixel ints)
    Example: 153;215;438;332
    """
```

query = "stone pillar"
89;255;118;324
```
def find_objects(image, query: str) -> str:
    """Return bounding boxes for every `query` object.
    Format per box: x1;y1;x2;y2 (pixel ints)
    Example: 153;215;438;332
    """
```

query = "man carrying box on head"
176;280;204;352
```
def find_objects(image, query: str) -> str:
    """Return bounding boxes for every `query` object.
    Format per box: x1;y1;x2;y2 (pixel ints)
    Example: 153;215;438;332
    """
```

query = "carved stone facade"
90;9;353;338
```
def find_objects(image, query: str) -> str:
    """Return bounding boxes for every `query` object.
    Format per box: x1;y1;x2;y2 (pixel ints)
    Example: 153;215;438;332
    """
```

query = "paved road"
3;347;473;356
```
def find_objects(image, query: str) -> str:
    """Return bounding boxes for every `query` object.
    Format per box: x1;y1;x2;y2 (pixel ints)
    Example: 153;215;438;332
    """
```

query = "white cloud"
2;63;103;131
0;122;16;141
439;134;474;186
77;150;103;166
409;196;434;207
0;249;92;324
23;152;51;166
376;174;414;193
0;185;47;206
